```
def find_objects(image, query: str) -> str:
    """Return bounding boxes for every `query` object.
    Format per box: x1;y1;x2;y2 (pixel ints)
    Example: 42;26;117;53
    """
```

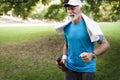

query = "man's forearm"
63;43;68;55
94;39;110;56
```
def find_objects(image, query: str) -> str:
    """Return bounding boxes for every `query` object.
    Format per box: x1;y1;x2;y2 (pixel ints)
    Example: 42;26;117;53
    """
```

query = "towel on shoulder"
55;13;103;42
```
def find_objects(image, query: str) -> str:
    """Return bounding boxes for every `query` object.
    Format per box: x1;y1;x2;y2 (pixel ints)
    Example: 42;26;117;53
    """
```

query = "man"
56;0;110;80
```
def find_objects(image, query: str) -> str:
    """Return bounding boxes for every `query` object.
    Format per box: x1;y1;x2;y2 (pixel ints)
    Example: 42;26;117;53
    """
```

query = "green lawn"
0;26;55;45
0;22;120;80
97;22;120;80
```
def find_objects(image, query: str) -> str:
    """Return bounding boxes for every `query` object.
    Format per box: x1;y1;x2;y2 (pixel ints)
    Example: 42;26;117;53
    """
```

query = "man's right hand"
56;61;64;69
56;57;67;72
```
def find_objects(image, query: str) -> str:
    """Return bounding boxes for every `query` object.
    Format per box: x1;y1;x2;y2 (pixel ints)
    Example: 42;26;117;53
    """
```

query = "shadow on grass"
0;34;64;80
96;36;120;80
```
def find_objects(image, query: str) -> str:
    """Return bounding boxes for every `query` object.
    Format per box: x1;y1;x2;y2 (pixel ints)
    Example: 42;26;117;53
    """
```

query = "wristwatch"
92;51;97;58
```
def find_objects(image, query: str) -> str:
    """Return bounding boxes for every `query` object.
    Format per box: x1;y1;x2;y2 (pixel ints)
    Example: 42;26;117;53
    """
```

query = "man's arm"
81;39;110;63
62;43;68;64
56;43;68;71
94;39;110;56
63;43;68;55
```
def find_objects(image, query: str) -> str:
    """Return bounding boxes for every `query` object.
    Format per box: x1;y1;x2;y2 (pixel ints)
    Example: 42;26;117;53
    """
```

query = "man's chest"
66;25;89;41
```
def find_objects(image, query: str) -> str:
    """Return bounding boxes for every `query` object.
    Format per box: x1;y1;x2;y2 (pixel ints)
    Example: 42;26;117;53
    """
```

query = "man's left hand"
80;52;94;63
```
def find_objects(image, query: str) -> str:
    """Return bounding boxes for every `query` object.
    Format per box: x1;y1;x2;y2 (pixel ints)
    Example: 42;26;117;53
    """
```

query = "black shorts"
64;69;95;80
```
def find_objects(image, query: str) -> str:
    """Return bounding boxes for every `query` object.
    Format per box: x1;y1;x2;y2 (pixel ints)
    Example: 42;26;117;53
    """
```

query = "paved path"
0;23;62;27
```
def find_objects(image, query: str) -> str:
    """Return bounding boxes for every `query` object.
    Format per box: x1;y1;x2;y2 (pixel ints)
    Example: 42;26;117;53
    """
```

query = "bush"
0;6;3;15
30;9;47;20
44;4;67;21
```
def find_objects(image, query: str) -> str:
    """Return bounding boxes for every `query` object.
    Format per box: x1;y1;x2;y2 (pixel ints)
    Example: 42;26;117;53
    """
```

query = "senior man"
56;0;110;80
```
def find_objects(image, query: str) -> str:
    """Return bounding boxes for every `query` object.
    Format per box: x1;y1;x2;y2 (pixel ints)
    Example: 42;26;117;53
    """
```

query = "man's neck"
72;16;82;24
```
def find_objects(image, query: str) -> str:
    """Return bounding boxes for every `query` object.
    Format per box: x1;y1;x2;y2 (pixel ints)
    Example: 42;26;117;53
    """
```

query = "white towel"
55;13;103;42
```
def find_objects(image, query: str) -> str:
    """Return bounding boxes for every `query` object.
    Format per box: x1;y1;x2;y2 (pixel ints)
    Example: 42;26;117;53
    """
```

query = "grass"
0;22;120;80
0;26;55;45
0;25;64;80
96;22;120;80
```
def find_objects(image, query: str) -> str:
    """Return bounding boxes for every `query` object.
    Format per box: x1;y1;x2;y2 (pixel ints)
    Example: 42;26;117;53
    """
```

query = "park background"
0;0;120;80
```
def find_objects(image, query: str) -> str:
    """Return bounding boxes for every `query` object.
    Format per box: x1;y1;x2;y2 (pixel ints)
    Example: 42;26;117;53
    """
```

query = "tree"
41;0;51;5
82;0;103;21
63;0;120;21
1;0;119;21
83;0;120;21
44;4;67;21
107;0;120;21
0;0;39;19
41;0;67;21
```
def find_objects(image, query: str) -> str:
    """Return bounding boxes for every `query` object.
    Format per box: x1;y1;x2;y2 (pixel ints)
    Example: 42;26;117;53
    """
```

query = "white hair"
67;5;82;22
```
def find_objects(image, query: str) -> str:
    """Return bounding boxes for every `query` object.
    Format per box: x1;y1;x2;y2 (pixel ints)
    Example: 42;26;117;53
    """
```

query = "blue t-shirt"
64;20;96;72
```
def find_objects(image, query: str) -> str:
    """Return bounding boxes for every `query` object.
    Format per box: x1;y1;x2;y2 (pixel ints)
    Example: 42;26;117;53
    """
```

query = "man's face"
66;6;81;21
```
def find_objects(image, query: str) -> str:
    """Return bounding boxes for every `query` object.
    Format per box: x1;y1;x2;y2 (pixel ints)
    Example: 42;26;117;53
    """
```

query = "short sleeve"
97;36;105;43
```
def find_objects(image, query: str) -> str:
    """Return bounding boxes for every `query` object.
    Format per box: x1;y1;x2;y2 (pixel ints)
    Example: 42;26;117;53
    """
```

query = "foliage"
82;0;102;21
44;4;67;21
108;1;120;21
0;0;39;19
0;6;3;15
82;0;120;21
0;2;12;14
0;0;119;21
41;0;51;5
29;9;47;20
42;0;120;21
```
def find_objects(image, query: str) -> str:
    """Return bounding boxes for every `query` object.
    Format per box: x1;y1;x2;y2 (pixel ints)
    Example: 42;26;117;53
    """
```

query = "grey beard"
68;13;81;22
